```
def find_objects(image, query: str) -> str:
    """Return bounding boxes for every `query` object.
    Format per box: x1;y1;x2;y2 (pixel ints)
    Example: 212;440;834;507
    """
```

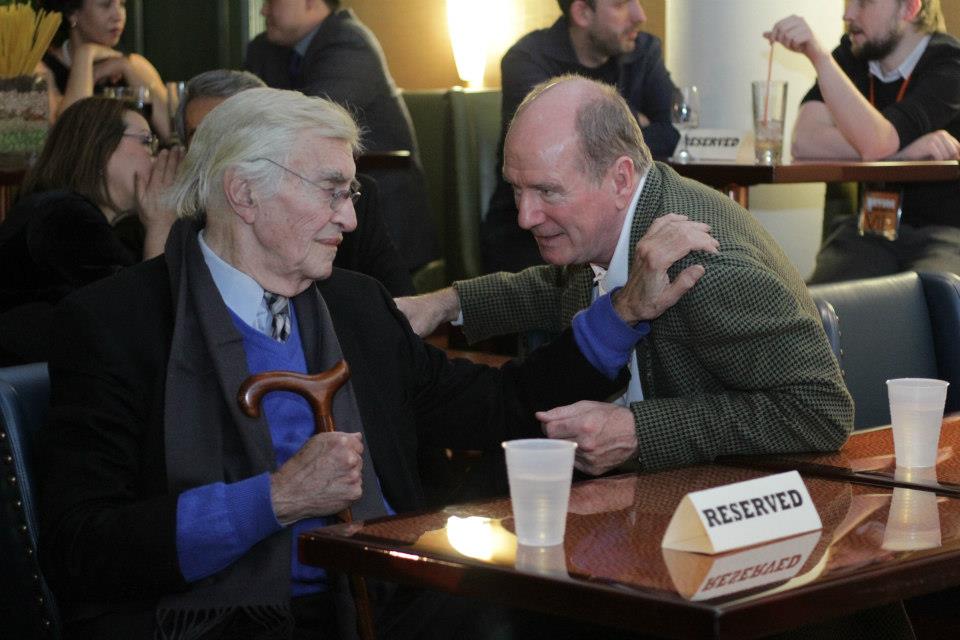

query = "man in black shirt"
767;1;960;283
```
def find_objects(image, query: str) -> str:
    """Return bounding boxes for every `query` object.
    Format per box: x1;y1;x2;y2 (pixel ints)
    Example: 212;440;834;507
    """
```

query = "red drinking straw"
763;42;775;126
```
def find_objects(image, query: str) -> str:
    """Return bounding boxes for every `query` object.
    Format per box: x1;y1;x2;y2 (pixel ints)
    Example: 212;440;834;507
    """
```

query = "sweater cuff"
176;472;282;582
572;289;650;379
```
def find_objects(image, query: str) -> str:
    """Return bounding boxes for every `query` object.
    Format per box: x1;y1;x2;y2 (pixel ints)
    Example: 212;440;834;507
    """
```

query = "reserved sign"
677;128;746;161
663;529;821;600
661;471;822;554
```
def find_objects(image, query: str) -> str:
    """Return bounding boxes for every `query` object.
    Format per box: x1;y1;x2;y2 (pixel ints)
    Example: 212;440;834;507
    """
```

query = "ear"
223;166;258;224
609;155;637;209
901;0;921;22
570;0;595;29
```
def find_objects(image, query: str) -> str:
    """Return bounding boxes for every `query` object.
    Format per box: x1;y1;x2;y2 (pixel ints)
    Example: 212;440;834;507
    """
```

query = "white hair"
168;87;363;218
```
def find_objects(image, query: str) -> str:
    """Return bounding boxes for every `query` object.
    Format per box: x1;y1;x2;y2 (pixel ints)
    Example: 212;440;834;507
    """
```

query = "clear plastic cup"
887;378;949;468
502;439;576;546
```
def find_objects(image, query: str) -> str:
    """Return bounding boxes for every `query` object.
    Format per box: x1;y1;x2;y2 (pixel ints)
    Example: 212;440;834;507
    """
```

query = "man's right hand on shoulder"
269;431;363;526
394;286;462;337
611;213;719;325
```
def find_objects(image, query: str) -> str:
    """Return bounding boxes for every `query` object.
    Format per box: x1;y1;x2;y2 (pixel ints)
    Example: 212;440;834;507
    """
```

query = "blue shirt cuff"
176;472;282;582
572;288;650;379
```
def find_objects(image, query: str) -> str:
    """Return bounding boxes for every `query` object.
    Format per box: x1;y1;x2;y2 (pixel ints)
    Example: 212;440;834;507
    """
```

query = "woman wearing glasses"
0;97;180;365
38;0;170;139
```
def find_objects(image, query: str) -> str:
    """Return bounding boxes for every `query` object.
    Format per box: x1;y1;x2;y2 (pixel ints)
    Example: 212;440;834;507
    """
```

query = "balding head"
501;75;649;267
507;75;651;184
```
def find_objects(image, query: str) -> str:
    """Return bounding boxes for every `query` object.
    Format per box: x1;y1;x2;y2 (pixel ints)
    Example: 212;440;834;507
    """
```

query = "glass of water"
671;85;700;163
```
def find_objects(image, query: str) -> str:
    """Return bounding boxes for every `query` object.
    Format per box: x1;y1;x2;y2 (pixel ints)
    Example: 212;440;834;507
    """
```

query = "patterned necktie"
263;292;291;342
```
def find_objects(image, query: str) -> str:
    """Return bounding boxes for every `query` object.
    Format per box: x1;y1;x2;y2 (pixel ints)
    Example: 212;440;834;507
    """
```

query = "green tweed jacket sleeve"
455;162;853;470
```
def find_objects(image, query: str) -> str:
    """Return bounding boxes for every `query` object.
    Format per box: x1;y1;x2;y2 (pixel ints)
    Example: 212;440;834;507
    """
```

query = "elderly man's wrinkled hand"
270;431;364;526
537;401;638;476
611;213;718;325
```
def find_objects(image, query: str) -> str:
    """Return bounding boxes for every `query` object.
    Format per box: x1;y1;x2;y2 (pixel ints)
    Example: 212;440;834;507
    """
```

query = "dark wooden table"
668;160;960;208
723;415;960;498
300;465;960;638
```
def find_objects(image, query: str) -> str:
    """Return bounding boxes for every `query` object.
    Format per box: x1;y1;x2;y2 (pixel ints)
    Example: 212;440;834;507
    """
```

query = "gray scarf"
155;219;384;639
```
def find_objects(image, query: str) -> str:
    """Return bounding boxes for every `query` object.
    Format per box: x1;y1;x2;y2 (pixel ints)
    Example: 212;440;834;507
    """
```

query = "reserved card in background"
676;128;747;162
661;471;822;554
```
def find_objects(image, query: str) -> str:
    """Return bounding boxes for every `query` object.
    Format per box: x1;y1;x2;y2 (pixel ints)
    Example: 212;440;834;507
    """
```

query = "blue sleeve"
175;472;283;582
572;289;650;380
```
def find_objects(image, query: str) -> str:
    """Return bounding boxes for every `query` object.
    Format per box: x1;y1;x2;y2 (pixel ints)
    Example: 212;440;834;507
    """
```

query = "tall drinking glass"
165;81;186;145
671;85;700;163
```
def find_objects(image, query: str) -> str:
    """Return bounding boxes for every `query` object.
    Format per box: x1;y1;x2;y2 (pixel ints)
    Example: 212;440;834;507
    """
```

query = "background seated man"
177;68;416;296
37;87;661;638
766;0;960;283
245;0;438;273
398;75;853;477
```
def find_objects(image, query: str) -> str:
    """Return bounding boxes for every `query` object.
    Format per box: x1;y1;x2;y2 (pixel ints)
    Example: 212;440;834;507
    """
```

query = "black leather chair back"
0;363;59;638
809;272;960;429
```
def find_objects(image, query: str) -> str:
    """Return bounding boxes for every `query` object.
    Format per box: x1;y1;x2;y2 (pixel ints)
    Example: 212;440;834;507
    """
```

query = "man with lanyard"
482;0;680;274
766;0;960;284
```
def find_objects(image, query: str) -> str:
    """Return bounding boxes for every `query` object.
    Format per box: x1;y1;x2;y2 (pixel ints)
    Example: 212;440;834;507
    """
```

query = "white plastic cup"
887;378;949;468
502;439;576;546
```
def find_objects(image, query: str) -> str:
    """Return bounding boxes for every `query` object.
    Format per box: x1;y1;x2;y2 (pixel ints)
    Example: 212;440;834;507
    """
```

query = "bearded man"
767;0;960;283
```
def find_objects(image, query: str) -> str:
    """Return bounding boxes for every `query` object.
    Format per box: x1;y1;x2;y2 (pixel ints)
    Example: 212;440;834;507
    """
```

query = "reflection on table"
299;465;960;639
722;414;960;497
667;159;960;208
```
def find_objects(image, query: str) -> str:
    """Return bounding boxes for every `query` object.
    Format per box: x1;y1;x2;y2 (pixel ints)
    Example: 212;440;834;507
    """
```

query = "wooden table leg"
723;183;749;208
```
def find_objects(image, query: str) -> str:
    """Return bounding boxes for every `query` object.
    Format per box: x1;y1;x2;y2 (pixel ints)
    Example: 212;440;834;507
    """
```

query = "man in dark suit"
244;0;438;273
37;87;643;639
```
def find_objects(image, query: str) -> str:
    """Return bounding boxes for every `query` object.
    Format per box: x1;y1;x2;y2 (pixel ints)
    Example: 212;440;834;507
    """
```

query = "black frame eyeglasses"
122;132;159;156
255;157;361;212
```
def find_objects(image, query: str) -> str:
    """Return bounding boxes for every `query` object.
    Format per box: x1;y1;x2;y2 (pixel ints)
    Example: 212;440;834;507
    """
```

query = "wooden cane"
237;361;376;640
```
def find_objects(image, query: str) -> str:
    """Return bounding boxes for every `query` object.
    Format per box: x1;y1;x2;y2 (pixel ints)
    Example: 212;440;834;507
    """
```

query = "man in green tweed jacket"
398;75;853;475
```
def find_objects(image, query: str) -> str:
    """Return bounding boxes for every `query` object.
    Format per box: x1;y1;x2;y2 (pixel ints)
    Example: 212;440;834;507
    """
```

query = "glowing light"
446;0;514;87
445;516;516;561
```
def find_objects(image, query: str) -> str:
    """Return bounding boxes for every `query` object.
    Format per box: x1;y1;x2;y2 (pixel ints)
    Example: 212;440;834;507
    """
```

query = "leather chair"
401;89;450;292
808;272;960;429
0;363;59;638
444;87;502;283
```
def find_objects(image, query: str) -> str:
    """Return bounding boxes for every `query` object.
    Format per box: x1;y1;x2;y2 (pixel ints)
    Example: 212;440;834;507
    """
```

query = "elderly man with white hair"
36;86;716;638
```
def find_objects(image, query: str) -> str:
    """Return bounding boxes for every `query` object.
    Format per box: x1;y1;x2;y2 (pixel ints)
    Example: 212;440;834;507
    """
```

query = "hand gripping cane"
237;361;376;640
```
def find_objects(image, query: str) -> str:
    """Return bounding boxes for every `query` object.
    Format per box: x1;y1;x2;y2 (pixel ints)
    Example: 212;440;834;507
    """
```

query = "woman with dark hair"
38;0;170;139
0;97;180;365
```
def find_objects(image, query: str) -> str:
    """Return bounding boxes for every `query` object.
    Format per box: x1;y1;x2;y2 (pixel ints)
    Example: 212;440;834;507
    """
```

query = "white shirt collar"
592;170;648;294
868;34;930;83
198;230;272;332
294;23;321;57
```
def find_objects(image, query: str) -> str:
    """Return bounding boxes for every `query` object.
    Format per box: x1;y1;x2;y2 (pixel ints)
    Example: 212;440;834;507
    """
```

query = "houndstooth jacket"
455;162;853;471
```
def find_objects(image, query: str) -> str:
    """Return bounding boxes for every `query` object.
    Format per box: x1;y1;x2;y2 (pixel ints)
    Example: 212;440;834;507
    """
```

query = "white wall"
666;0;844;278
